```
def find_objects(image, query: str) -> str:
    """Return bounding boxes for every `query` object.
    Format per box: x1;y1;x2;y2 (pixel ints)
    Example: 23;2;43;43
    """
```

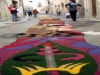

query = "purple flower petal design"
72;42;98;48
2;44;33;51
88;48;100;55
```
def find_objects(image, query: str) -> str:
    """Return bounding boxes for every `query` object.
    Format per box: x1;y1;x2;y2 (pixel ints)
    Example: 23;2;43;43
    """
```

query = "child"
66;12;70;19
17;8;21;20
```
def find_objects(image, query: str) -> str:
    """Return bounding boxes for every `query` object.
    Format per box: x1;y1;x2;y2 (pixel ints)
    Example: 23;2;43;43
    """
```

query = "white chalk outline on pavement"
83;31;100;35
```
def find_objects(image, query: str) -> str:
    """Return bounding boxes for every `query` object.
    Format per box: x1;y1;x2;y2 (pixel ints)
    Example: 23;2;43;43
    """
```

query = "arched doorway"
92;0;97;17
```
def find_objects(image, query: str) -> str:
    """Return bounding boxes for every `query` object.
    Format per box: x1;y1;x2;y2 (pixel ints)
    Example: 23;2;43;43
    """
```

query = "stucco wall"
84;0;93;19
84;0;100;19
53;0;67;15
0;0;24;20
52;0;85;17
97;0;100;19
0;0;11;20
23;0;48;12
77;0;85;18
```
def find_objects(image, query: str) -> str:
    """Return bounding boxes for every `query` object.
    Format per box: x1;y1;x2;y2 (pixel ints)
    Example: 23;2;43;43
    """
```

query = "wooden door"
92;0;97;17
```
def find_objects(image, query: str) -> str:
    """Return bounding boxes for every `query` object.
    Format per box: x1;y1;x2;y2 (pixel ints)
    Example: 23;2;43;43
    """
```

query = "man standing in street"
65;0;82;21
33;9;38;17
8;4;18;22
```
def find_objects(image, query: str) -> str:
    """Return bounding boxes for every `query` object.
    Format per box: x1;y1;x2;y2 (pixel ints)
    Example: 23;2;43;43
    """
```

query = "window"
38;2;42;7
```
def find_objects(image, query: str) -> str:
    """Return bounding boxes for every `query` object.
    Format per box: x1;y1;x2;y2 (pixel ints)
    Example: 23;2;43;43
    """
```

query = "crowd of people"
8;0;81;22
24;9;38;17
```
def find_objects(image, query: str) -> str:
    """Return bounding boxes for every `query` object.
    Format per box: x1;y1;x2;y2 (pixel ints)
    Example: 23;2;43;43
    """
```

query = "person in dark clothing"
57;10;61;15
12;6;18;21
27;10;32;17
45;10;49;14
24;10;27;16
65;0;82;21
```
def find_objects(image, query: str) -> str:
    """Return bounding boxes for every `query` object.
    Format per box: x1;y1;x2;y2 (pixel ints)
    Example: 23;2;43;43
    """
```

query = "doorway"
92;0;97;17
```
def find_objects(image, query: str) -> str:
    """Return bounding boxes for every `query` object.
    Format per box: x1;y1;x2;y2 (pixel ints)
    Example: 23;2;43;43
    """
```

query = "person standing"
57;9;61;15
65;0;82;21
12;5;18;21
8;4;18;21
45;10;49;14
66;12;70;19
27;10;32;17
17;8;21;20
56;8;61;15
26;10;32;20
33;9;38;17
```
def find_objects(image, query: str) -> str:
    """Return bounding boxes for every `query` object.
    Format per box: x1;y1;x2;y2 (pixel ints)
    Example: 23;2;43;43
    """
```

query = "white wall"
23;0;48;12
0;0;12;20
84;0;100;19
53;0;67;15
84;0;93;19
97;0;100;19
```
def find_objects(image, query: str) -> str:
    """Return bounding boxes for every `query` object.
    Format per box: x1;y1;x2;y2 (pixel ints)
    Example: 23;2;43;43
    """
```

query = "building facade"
0;0;11;20
52;0;66;15
52;0;85;17
84;0;100;19
23;0;48;12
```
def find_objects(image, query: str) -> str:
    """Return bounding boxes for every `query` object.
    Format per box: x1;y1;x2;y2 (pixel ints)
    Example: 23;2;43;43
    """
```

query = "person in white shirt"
56;8;61;15
66;12;70;19
17;8;21;20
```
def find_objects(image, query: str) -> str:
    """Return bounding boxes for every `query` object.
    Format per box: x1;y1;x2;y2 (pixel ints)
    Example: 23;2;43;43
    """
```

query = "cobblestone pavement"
0;15;100;48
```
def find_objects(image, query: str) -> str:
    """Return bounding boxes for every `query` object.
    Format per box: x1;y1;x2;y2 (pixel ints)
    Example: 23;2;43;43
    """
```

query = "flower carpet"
0;17;100;75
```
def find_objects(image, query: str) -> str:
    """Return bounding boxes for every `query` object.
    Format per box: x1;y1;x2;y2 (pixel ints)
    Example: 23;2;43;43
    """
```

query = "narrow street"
56;15;100;47
0;17;39;47
0;15;100;48
0;15;100;75
0;0;100;75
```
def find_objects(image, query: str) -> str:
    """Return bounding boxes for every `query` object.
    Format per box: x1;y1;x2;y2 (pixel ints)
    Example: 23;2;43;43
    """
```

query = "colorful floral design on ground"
0;17;100;75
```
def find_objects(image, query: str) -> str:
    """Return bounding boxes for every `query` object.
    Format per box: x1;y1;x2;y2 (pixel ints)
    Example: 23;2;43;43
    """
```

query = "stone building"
53;0;66;15
84;0;100;20
52;0;85;17
77;0;85;18
0;0;11;20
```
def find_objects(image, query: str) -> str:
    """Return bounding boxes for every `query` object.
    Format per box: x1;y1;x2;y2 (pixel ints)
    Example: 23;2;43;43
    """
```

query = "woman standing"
65;0;82;21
